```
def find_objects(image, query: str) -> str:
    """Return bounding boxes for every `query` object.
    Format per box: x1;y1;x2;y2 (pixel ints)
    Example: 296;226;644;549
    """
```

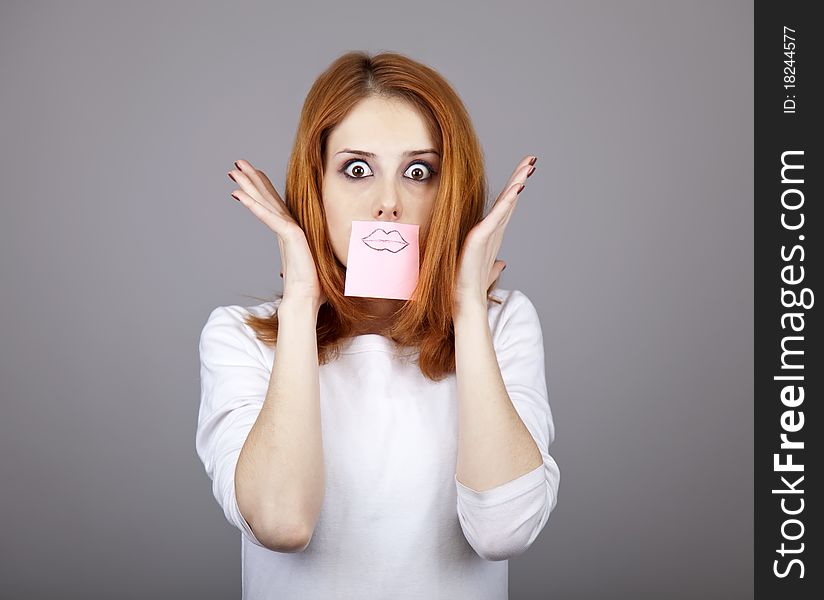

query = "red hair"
244;50;502;381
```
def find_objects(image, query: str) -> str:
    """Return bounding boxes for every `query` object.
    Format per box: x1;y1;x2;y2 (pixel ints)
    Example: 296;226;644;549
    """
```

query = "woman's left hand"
453;154;537;317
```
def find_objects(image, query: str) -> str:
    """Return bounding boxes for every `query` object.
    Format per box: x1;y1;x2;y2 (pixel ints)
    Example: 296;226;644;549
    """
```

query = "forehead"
327;96;434;153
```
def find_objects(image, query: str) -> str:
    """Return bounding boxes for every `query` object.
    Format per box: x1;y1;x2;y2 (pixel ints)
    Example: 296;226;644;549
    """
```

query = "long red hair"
244;50;502;381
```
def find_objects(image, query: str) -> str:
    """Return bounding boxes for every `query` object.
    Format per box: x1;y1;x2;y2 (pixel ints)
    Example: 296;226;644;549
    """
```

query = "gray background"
0;1;753;598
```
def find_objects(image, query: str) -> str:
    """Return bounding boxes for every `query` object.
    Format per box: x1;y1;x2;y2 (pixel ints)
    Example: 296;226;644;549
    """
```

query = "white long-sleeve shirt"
196;288;560;599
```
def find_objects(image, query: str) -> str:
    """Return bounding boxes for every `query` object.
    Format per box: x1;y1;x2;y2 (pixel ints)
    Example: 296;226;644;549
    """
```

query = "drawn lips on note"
361;228;410;253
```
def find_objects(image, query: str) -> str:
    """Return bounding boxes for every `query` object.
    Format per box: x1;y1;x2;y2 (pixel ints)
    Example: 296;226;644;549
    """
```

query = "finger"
487;259;507;289
254;169;284;204
230;160;284;214
278;235;285;279
497;161;537;229
473;182;527;259
485;165;532;227
480;181;524;235
493;155;536;205
236;159;285;204
499;182;526;229
232;188;290;235
255;168;303;227
229;167;273;211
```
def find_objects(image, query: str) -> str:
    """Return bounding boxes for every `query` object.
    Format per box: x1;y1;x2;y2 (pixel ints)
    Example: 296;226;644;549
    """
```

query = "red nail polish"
228;173;236;182
527;166;535;178
279;272;283;278
231;194;239;201
517;184;525;194
234;161;241;170
529;156;537;166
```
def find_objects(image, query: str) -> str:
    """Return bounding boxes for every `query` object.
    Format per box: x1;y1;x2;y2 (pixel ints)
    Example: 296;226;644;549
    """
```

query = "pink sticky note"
344;220;420;300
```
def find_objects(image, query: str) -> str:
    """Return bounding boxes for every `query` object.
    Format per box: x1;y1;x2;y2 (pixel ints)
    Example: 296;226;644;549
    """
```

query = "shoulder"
200;297;282;361
486;288;542;338
203;296;282;327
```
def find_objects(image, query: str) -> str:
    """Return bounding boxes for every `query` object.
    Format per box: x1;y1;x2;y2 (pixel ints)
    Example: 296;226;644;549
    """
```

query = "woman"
196;50;560;599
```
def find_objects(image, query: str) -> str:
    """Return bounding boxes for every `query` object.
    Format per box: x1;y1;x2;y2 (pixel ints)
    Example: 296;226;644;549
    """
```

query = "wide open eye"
341;159;373;179
403;161;437;182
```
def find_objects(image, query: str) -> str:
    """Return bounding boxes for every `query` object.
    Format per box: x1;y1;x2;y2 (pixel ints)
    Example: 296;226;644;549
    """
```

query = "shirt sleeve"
195;305;271;549
454;289;561;561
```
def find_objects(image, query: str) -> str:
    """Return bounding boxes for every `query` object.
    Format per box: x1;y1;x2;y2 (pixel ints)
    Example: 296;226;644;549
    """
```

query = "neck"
350;297;405;335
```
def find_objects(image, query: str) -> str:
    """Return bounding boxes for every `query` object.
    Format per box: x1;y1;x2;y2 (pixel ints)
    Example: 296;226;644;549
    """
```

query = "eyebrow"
334;148;440;158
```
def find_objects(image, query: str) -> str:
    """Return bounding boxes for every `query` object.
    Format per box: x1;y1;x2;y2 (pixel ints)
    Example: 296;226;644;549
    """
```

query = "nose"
376;206;399;220
374;183;402;221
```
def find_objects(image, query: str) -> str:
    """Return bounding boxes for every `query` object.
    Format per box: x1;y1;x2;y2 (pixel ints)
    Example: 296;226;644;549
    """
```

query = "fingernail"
231;194;239;201
228;172;236;182
279;272;283;278
234;161;241;170
529;156;537;166
517;184;525;194
503;264;507;271
527;165;535;178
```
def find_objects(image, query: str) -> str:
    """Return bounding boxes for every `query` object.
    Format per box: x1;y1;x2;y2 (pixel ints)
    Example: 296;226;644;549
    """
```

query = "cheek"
419;195;438;242
420;194;437;225
324;209;351;263
326;202;347;232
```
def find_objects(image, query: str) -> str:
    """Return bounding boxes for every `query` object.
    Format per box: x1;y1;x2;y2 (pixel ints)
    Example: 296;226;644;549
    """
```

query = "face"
321;95;441;267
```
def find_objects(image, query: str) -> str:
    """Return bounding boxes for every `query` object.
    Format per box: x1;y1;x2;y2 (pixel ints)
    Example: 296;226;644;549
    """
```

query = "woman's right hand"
228;159;328;309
